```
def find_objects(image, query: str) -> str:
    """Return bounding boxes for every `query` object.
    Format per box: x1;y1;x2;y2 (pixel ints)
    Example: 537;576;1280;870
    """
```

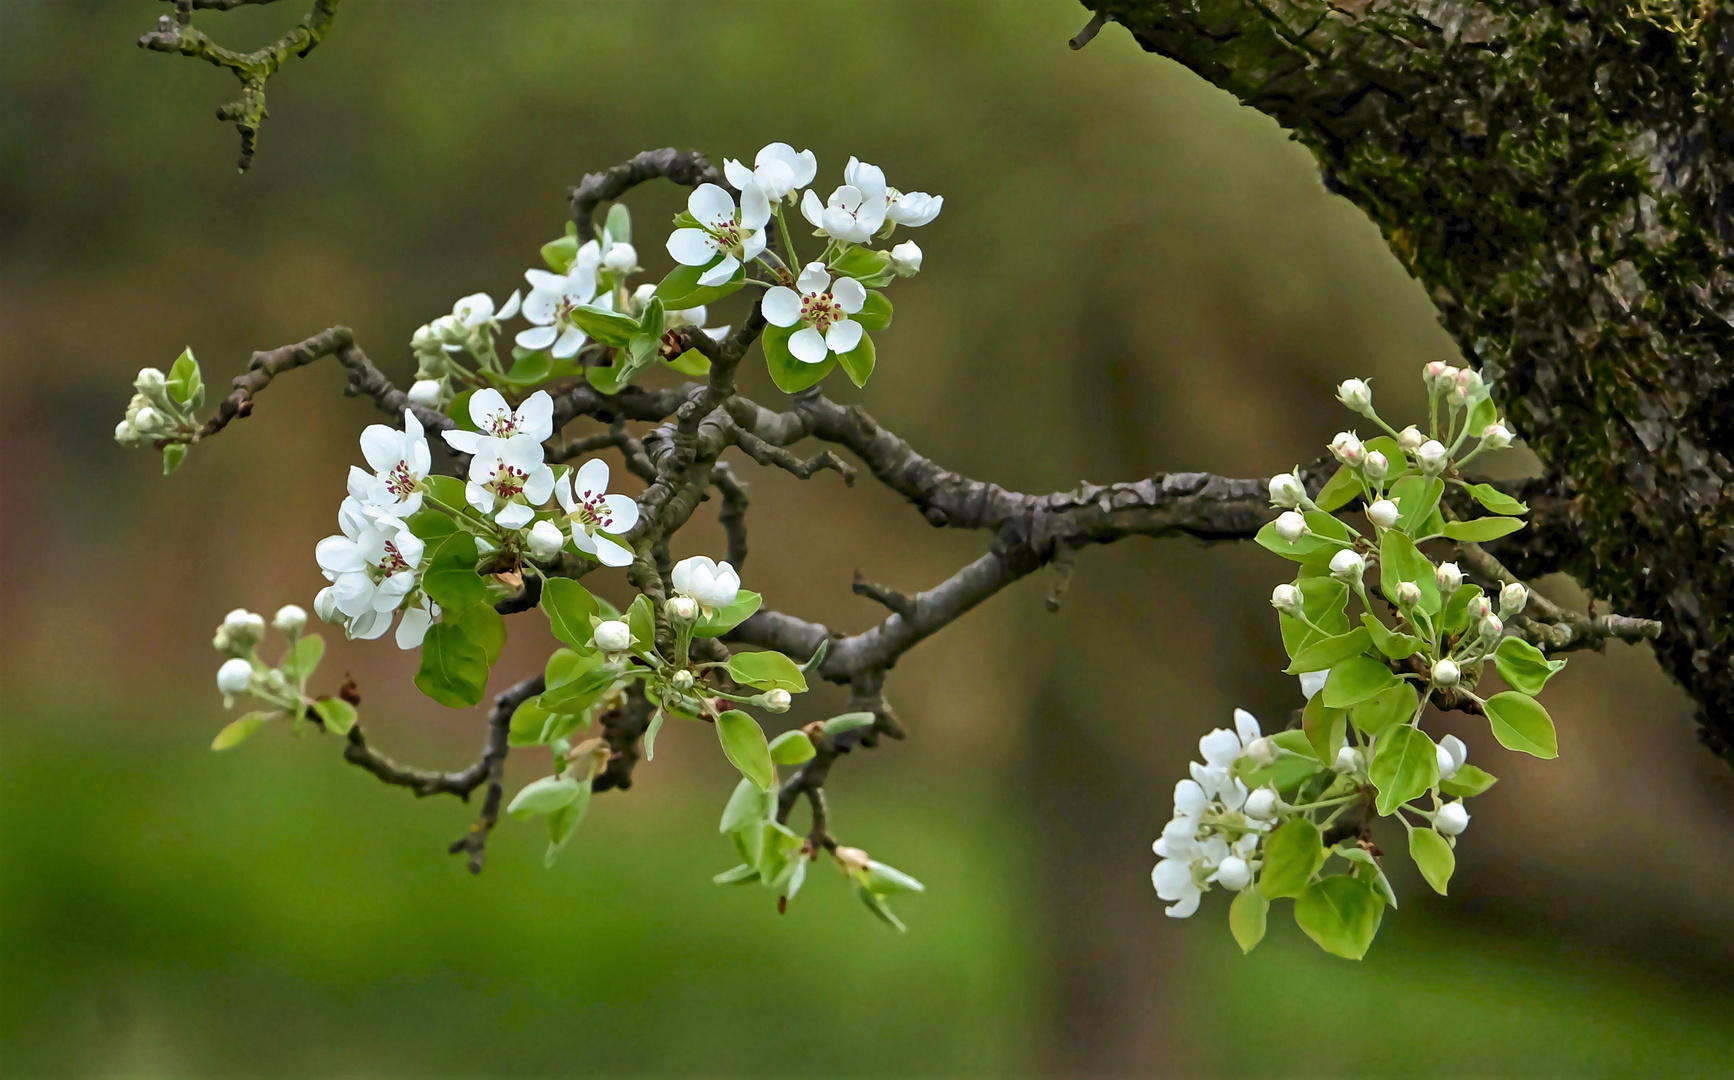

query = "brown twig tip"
1070;10;1109;50
853;571;918;619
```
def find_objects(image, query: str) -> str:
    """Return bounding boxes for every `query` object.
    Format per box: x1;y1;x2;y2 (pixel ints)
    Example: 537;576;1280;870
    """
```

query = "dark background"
2;1;1732;1076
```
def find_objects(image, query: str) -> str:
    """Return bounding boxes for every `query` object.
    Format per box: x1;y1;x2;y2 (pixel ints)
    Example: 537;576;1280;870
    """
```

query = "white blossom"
594;620;632;653
671;555;741;614
723;142;817;202
1212;856;1252;892
217;657;253;695
314;586;339;624
554;458;639;567
526;520;566;562
1270;583;1301;612
890;240;923;276
667;182;771;287
1335;746;1365;774
1481;423;1514;449
1433;658;1461;687
465;435;555;530
763;688;793;712
1367;498;1400;529
602;242;640;276
223;608;266;647
1299;669;1329;700
886;187;944;228
314;497;424;638
394;597;439;650
1274;510;1308;542
1423;361;1452;387
1151;736;1267;919
762;262;868;364
407;380;443;407
1436;802;1470;836
666;596;698;622
1467;594;1493;622
800;157;889;243
517;243;602;358
449;290;521;342
1436;734;1468;781
1363;450;1390;481
353;409;431;518
1397;581;1423;608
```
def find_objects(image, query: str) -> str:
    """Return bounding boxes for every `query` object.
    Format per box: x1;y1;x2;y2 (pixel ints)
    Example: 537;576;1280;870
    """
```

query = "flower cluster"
1154;360;1560;959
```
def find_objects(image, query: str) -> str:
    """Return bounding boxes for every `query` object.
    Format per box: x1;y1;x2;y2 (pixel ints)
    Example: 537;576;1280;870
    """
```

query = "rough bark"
1083;0;1734;759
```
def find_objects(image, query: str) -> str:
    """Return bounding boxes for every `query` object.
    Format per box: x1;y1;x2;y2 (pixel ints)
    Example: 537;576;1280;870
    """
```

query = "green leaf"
1494;636;1566;696
643;712;665;760
1379;531;1441;615
1351;681;1419;737
442;394;480;433
1279;578;1350;659
1256;520;1347;562
453;603;504;666
508;775;581;819
541;578;599;650
584;362;628;396
545;648;599;690
837;332;875;388
1259;819;1326;900
501;351;552;387
167;347;204;408
311;697;357;736
1368;724;1438;814
1468;395;1498;439
713;863;759;885
692;590;762;638
653;262;745;308
414;623;489;708
1229;886;1269;953
756;821;804;884
1314;466;1362;512
161;443;188;475
821;711;875;736
768;730;816;765
1464;482;1528;515
423;532;486;611
544;781;592;867
852;290;893;332
1302;694;1348;764
718;777;773;834
716;710;775;791
626;593;657;652
566;304;639;348
1441;584;1485;636
281;633;324;680
1353;859;1401;910
1388;475;1444;535
1442;517;1526;542
1294;876;1384;960
831;246;892;280
1362;436;1411;483
1322;657;1398;709
604;203;631;245
865;861;924;894
763;323;836;394
1284;627;1373;675
1441;763;1498;798
664;346;711;377
536;661;618;715
638;296;666;340
1485;691;1558;758
852;880;907;931
1410;828;1456;895
727;650;808;693
212;711;271;750
541;233;577;273
612;333;662;385
405;508;458;542
1360;613;1423;661
507;696;554;747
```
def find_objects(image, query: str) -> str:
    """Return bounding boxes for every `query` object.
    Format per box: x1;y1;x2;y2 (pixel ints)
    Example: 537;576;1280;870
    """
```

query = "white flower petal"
315;536;366;574
496;289;521;321
516;324;559;350
831;276;867;312
723;157;755;191
495;502;534;529
552;326;586;359
825;319;863;355
666;227;718;267
1173;779;1208;818
468;389;510;432
593;534;635;567
696;254;739;288
739;183;772;230
789;326;829;364
688;183;737;228
761;286;802;328
1234;708;1262;746
602;493;639;532
575;457;610;499
441;430;482;456
800;188;825;229
796;262;831;296
395;606;432;650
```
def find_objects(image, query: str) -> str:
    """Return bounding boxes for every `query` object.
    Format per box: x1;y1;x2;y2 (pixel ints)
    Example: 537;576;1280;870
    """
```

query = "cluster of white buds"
1329;431;1366;467
213;607;266;655
115;364;199;450
1151;710;1275;917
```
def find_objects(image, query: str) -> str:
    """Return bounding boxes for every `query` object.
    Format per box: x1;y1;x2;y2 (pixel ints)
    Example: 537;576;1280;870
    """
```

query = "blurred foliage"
2;0;1731;1075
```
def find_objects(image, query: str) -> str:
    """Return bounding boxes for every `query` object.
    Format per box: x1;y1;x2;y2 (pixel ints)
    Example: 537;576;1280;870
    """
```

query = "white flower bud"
1467;595;1493;622
526;520;565;561
1363;450;1390;481
1244;787;1280;820
632;283;658;312
1334;746;1365;774
272;605;307;636
1417;439;1449;473
132;406;165;435
763;688;793;713
135;367;168;394
1481;423;1513;449
1245;737;1277;767
1396;580;1422;608
1329;548;1366;583
216;657;253;696
114;419;142;446
1270;583;1302;613
1435;802;1470;836
1432;658;1461;687
1436;562;1463;594
593;620;632;653
411;323;441;351
604;242;640;275
665;596;698;622
432;314;466;344
1478;613;1504;644
407;379;442;406
1423;361;1451;387
1274;510;1309;542
890;240;923;276
1367;498;1400;529
1213;855;1252;892
1449;368;1484;405
313;587;340;624
1336;378;1373;413
1268;471;1305;508
222;608;266;648
1329;431;1366;467
1397;425;1426;452
670;669;695;691
1499;582;1528;618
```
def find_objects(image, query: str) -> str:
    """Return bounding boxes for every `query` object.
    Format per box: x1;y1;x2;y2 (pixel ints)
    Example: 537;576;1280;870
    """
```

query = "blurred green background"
3;1;1733;1076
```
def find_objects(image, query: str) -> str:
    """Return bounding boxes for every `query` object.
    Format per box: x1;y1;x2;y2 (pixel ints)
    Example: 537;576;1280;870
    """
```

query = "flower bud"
1435;802;1470;836
1499;581;1528;618
1334;746;1365;774
1245;737;1277;767
835;846;872;875
593;620;632;653
1467;595;1492;622
1329;431;1365;467
1478;613;1504;644
1244;787;1280;820
432;314;466;344
114;419;143;446
132;406;165;435
1268;472;1305;509
1417;439;1448;474
526;520;565;561
407;379;442;406
1367;498;1399;529
216;657;253;696
222;608;266;649
1449;368;1484;405
411;323;441;351
1329;548;1366;584
1423;361;1451;387
1363;450;1390;481
1270;583;1301;614
1274;510;1308;543
314;587;340;624
135;367;168;394
1481;423;1513;449
603;242;640;275
1213;855;1252;892
1336;378;1373;413
1396;580;1422;608
890;240;923;276
670;669;695;691
1436;561;1463;594
763;688;793;712
273;605;307;636
1397;425;1426;452
1432;658;1461;687
665;596;698;622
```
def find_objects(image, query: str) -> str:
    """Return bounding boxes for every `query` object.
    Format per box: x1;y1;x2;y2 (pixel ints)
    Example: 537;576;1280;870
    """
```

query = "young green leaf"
838;333;875;388
653;262;744;308
852;290;893;332
626;593;657;651
422;532;487;612
1294;875;1384;960
541;578;599;650
1313;466;1362;512
763;323;837;394
726;650;808;693
1442;517;1526;542
1484;691;1559;758
1494;636;1567;696
212;711;272;750
1284;627;1373;675
1259;819;1326;900
716;710;775;791
1388;475;1444;535
1368;724;1438;814
281;633;324;680
1409;828;1455;895
692;590;762;638
508;775;581;819
713;863;759;885
1440;763;1498;798
541;232;577;273
604;202;630;244
1360;613;1423;660
821;711;876;736
167;347;204;408
1440;583;1485;636
719;777;773;834
567;304;639;348
544;781;592;868
311;697;357;736
1351;682;1419;736
405;508;458;542
414;623;490;708
507;696;554;747
1280;579;1350;659
1379;531;1441;614
1464;482;1528;515
852;880;908;932
162;443;188;474
643;711;665;760
768;730;816;765
865;861;924;894
453;603;505;666
1322;656;1399;708
1229;886;1270;953
1302;694;1347;764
